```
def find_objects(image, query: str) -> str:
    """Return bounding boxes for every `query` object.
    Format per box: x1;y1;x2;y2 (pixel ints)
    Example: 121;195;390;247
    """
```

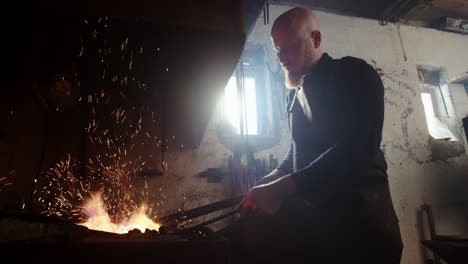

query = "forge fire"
34;154;163;234
80;192;160;233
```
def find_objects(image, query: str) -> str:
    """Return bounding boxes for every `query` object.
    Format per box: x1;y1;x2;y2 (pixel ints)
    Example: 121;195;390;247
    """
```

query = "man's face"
271;27;309;88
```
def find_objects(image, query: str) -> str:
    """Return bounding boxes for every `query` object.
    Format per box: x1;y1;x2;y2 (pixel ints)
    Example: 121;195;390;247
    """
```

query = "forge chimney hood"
28;0;247;149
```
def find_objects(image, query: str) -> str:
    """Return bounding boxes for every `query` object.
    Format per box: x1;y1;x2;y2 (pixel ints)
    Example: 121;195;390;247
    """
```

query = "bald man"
231;7;403;264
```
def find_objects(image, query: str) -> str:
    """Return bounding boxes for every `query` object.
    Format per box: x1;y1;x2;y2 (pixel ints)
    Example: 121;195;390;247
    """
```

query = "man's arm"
255;88;295;186
256;140;293;185
276;139;293;174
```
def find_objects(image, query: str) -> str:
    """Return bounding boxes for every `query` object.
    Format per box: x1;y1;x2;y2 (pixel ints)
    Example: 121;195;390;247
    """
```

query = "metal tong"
157;193;245;233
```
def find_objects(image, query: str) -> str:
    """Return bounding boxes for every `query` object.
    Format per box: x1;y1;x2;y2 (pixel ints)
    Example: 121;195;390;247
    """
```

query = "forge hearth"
1;212;230;263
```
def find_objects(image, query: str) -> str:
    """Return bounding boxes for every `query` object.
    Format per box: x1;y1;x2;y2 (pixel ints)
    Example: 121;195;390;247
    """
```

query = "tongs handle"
185;207;241;232
158;193;245;227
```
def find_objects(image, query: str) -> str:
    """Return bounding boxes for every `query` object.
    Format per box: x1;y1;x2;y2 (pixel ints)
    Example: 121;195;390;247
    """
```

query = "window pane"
244;78;258;135
421;92;458;140
224;77;240;134
224;76;258;135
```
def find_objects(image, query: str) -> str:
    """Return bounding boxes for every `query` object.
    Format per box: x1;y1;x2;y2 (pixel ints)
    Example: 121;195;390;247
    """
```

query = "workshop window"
418;67;459;141
217;45;281;150
224;75;259;135
222;46;270;137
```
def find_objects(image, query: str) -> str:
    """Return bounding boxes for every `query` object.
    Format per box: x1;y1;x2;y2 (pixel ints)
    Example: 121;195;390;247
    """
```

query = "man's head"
271;7;323;88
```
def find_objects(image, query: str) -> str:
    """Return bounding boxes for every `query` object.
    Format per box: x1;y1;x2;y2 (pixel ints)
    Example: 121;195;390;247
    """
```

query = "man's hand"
256;169;285;185
239;175;297;216
240;183;282;215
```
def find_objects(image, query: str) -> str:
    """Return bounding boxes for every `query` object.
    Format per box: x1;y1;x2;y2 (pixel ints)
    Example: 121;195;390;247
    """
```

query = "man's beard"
284;69;303;89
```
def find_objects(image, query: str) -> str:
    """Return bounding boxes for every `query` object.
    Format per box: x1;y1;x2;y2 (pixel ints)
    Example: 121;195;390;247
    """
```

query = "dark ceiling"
276;0;468;28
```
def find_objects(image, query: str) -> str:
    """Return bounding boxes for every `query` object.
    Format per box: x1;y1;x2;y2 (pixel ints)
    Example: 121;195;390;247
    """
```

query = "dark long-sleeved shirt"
277;53;388;195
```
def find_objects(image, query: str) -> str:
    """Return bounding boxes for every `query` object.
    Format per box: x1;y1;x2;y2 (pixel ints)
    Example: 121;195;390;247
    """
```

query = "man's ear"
311;30;321;48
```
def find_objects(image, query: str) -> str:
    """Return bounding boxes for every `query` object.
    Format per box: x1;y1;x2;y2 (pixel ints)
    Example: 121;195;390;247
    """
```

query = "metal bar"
158;194;245;226
185;208;241;232
437;84;450;117
396;23;407;62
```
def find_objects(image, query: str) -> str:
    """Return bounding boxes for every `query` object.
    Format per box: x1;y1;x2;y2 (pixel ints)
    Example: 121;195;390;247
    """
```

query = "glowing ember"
80;192;160;234
0;170;15;191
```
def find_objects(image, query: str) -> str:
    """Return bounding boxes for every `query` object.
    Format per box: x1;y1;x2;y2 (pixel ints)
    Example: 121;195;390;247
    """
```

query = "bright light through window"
421;92;457;140
224;76;258;135
421;93;435;118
